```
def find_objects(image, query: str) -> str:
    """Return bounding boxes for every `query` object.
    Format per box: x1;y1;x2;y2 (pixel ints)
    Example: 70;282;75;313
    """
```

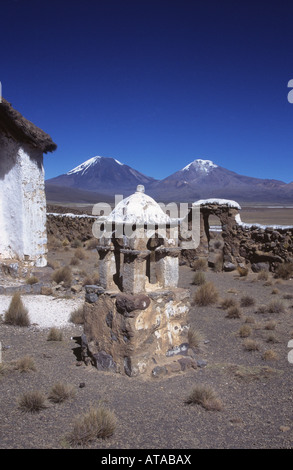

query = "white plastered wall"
0;133;47;266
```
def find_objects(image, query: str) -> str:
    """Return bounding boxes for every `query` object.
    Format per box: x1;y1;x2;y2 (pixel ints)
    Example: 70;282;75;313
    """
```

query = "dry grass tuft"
243;338;260;351
18;391;47;413
275;262;293;280
47;327;63;341
226;305;242;319
68;404;117;446
193;282;219;306
262;349;278;361
12;355;36;372
48;382;76;403
4;293;30;327
26;276;39;285
238;325;252;338
192;258;208;272
185;384;223;411
267;299;286;314
264;320;277;330
52;266;72;287
220;297;238;309
70;306;84;325
191;272;206;286
240;296;255;307
187;327;203;349
257;270;269;281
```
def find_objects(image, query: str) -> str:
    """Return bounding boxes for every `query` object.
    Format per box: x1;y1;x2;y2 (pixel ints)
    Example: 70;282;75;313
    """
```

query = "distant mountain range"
45;156;293;205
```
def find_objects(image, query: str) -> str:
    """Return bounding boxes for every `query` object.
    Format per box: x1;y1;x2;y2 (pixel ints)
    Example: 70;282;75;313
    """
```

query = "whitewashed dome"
105;185;171;225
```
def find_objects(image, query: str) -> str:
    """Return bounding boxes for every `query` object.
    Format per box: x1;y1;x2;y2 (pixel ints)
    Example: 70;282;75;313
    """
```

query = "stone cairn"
81;186;196;377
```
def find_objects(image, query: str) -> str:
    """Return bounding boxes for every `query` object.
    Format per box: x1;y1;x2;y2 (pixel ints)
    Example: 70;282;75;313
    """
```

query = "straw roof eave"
0;98;57;154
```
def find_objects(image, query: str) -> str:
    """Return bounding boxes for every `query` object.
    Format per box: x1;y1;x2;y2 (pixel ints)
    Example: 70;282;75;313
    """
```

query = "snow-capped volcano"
181;159;218;173
46;155;156;196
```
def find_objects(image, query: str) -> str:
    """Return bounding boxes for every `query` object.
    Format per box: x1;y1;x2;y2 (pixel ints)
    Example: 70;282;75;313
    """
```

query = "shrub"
238;325;252;338
192;258;208;272
74;248;86;260
187;327;203;349
48;382;76;403
71;239;82;248
68;404;117;445
4;293;30;327
86;238;98;250
47;327;63;341
70;306;84;325
193;282;219;306
191;272;206;286
52;266;72;287
262;349;278;361
257;304;267;314
240;296;255;307
226;305;242;319
13;355;36;372
257;270;269;281
213;254;223;272
243;339;259;351
275;262;293;280
185;384;223;411
26;276;39;285
265;320;277;330
18;391;47;413
70;257;80;266
267;299;286;314
220;297;238;309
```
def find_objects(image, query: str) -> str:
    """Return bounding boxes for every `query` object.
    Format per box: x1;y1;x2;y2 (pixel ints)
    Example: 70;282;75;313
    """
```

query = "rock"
197;359;208;368
279;425;290;432
41;286;53;295
178;357;197;371
71;284;82;294
85;293;98;303
251;262;270;273
93;350;116;371
151;365;168;378
223;262;236;272
116;293;151;316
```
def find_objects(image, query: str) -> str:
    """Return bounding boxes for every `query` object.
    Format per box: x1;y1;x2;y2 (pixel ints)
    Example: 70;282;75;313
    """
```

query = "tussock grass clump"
70;306;84;325
71;239;82;248
68;404;117;446
18;391;47;413
48;382;76;403
86;238;99;250
4;293;30;327
240;296;255;307
26;276;39;285
275;262;293;280
265;320;277;330
213;254;223;272
187;327;203;349
193;282;219;306
70;257;80;266
256;304;267;314
220;297;238;309
74;247;86;260
257;270;269;281
52;266;72;287
185;384;223;411
12;355;36;372
192;258;208;272
262;349;278;361
243;339;260;351
238;325;252;338
47;327;63;341
226;305;242;319
191;272;206;286
267;299;286;314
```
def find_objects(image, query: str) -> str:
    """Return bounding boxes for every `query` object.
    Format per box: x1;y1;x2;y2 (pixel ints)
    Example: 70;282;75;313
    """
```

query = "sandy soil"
1;260;293;452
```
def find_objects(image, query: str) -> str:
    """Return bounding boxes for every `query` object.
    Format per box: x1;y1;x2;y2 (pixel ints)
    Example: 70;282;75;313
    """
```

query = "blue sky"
1;0;293;183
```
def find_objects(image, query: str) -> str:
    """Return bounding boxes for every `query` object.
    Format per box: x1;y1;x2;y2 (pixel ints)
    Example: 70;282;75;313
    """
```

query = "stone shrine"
81;185;195;377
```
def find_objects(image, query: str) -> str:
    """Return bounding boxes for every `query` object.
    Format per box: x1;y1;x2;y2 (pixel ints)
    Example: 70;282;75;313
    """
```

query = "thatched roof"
0;98;57;153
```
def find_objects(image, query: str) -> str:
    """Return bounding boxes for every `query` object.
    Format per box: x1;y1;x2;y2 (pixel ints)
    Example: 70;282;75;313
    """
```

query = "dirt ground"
1;233;293;453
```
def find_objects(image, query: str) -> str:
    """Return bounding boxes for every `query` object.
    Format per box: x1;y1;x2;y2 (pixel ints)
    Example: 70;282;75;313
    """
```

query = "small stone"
76;361;83;367
197;359;208;368
79;382;85;388
151;365;168;378
279;425;290;432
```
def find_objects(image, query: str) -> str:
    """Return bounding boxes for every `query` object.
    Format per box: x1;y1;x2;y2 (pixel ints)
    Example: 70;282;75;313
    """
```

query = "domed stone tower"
81;186;194;377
